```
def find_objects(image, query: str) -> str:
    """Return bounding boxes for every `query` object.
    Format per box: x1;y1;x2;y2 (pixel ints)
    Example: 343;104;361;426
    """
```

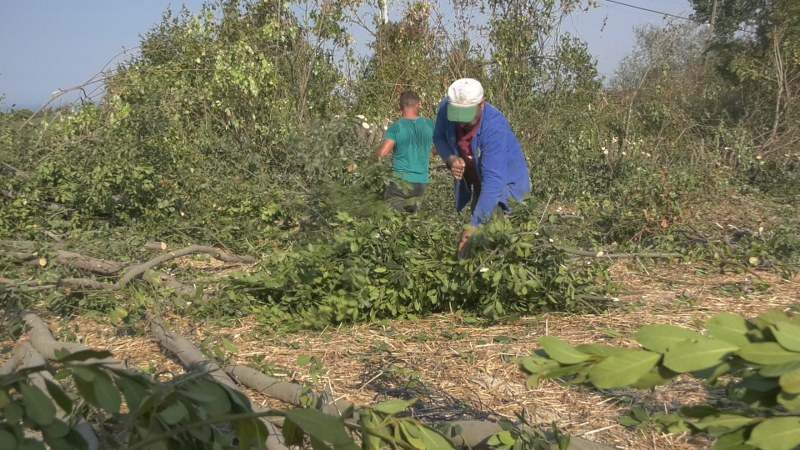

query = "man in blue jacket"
433;78;531;256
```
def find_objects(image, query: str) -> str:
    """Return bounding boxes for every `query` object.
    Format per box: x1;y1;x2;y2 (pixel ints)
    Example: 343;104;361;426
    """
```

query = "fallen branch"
22;312;126;370
226;364;349;416
557;246;680;259
150;320;287;450
143;270;197;297
54;251;124;275
144;241;169;252
117;245;256;288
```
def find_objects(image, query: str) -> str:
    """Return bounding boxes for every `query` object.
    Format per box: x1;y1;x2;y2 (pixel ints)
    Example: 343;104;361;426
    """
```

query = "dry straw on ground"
3;261;799;449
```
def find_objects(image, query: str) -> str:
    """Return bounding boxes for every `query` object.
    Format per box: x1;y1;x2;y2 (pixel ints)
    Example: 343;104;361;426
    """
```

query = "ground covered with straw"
9;260;797;450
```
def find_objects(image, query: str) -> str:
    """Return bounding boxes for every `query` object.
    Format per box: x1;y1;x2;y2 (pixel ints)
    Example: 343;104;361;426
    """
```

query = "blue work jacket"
433;100;531;226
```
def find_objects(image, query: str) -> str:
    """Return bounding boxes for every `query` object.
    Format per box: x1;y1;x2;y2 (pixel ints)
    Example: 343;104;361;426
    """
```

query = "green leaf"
0;430;17;449
680;405;720;418
181;379;231;415
282;416;304;446
18;439;47;450
771;322;800;352
372;398;415;415
0;390;9;408
634;325;702;353
631;365;679;389
519;355;560;374
707;313;751;347
43;418;70;438
20;382;56;426
538;337;590;364
158;400;189;425
777;392;800;412
746;417;800;450
116;373;149;411
760;361;800;377
398;422;426;449
358;411;384;450
91;370;121;414
693;362;732;383
401;421;454;450
283;408;358;450
497;430;515;446
663;338;739;372
45;379;73;413
618;415;640;427
575;344;621;357
222;338;239;354
234;418;267;450
779;368;800;394
738;343;800;365
56;349;112;363
691;414;757;437
756;310;796;327
70;366;96;382
713;429;755;450
588;349;661;389
5;402;24;422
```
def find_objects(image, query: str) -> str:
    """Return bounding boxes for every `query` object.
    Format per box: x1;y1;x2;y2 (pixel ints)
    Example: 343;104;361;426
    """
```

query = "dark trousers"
384;180;427;213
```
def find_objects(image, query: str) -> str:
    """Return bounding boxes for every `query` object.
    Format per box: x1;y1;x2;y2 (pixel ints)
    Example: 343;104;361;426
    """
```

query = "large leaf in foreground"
588;349;660;389
707;313;751;347
283;408;358;450
663;338;738;373
738;343;800;365
538;336;590;364
747;417;800;450
634;325;702;353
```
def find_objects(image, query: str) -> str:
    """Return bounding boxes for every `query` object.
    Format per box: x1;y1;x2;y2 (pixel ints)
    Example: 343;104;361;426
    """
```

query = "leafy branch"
519;309;800;450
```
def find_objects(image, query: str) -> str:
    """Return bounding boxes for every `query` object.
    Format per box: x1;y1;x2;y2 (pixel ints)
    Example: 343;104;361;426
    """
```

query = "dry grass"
3;261;799;449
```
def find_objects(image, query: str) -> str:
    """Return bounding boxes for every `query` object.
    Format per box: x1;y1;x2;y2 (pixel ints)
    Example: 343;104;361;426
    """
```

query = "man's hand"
448;155;465;180
457;226;475;259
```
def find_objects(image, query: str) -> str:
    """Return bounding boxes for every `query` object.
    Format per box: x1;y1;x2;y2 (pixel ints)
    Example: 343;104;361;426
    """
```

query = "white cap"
446;78;484;122
447;78;484;106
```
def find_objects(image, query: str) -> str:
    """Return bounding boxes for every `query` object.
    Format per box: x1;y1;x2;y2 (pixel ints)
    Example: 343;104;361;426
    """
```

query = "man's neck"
401;109;419;120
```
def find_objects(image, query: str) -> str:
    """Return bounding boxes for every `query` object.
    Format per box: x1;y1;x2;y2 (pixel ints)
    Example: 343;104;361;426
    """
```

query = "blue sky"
0;1;693;110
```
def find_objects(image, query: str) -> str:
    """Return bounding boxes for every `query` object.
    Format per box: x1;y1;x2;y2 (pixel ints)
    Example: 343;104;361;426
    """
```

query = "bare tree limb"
22;312;126;370
150;320;287;450
117;245;256;288
54;251;124;275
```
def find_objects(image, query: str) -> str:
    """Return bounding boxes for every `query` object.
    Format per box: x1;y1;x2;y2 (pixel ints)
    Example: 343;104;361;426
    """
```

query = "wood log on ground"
144;241;168;252
54;250;123;275
142;270;197;297
150;320;287;450
22;312;126;370
226;364;350;416
118;245;255;288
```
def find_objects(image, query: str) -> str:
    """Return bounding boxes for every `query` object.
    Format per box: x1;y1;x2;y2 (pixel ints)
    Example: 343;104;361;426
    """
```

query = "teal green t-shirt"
385;117;434;184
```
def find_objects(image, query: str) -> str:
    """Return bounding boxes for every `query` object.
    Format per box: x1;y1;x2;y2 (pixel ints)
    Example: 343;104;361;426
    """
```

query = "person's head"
446;78;484;124
399;90;421;114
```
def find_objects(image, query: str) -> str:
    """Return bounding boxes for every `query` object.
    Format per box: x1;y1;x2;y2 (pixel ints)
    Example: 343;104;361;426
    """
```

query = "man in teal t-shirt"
376;91;435;213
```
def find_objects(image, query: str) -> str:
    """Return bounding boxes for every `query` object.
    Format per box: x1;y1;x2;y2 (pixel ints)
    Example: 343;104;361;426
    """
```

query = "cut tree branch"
22;312;127;370
150;320;287;450
117;245;256;288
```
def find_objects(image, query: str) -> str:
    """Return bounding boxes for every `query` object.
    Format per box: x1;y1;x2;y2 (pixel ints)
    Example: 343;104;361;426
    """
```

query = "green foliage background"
1;0;799;327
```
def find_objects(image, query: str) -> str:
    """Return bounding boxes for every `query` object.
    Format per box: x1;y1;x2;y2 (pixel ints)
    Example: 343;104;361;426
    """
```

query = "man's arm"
376;139;395;158
433;102;466;179
433;102;454;162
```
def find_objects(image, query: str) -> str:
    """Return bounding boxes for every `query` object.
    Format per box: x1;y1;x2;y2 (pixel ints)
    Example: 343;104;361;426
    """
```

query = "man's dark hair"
399;91;421;109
